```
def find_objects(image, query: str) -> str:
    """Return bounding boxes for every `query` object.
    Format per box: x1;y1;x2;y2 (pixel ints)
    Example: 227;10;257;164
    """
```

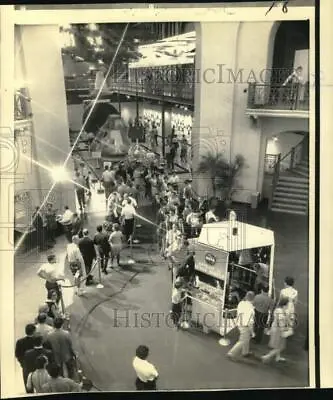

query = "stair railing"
280;133;309;171
268;133;309;210
269;153;281;209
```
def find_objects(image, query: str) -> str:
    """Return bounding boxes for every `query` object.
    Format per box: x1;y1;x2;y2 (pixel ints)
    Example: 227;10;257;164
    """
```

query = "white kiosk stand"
187;213;275;346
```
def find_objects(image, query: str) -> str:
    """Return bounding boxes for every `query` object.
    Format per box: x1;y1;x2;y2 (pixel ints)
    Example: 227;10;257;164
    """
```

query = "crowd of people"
16;149;305;393
227;276;299;364
15;315;85;393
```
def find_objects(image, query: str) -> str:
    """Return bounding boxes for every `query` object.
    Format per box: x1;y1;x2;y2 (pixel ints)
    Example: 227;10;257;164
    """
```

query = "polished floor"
14;186;309;392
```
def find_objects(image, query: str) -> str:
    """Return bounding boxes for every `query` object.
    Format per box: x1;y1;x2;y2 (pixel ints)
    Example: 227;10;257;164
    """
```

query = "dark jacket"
94;232;110;254
23;347;54;375
78;236;96;263
15;336;37;366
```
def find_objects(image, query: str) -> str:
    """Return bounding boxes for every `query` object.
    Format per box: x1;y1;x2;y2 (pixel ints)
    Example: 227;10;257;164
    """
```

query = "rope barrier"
59;259;100;288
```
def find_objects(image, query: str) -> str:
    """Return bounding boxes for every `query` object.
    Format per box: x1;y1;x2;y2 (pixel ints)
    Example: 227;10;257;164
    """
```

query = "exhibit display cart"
186;217;275;339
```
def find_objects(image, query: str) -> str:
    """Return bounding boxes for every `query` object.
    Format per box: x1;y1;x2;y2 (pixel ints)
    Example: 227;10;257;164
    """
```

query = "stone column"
16;24;75;212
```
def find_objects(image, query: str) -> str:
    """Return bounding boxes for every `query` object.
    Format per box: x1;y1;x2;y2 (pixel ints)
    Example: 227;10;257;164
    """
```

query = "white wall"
193;22;240;197
231;21;276;203
193;21;277;201
17;25;75;213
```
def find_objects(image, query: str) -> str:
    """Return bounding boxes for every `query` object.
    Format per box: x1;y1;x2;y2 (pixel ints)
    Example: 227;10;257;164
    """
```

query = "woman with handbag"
261;297;291;363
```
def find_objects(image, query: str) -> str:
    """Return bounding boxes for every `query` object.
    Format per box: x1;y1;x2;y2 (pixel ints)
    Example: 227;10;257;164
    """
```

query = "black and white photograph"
1;1;332;397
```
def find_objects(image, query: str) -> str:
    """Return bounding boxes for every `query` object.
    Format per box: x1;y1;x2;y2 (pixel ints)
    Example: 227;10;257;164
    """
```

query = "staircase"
270;135;309;216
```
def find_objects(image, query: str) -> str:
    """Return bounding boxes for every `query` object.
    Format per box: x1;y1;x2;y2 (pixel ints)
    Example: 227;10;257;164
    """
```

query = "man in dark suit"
45;317;76;379
23;334;54;387
93;225;111;274
79;229;96;285
15;324;38;390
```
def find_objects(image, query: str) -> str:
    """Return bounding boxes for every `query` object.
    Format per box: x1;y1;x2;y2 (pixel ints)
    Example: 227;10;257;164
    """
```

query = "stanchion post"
218;309;231;346
180;293;190;330
96;258;104;289
59;284;66;316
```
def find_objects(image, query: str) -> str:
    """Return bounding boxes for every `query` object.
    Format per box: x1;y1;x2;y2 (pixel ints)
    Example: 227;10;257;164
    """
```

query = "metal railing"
247;82;309;111
268;133;309;209
65;76;194;102
110;79;195;101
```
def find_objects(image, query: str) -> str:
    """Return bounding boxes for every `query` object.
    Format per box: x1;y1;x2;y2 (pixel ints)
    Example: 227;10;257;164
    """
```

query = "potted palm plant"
221;154;245;208
196;152;226;197
196;152;245;207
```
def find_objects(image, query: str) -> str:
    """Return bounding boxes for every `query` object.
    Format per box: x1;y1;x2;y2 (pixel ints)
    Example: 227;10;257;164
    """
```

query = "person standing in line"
171;280;186;330
26;355;51;394
132;345;159;390
253;286;274;344
109;223;124;267
32;206;47;251
41;363;82;393
23;334;54;387
121;198;136;243
279;276;298;335
261;297;291;363
101;165;113;203
59;206;74;242
66;235;85;296
37;254;64;303
122;192;138;209
227;291;255;361
35;313;54;343
94;225;111;274
80;162;91;197
71;212;83;238
78;229;97;286
74;171;87;211
44;202;57;247
45;317;76;380
180;135;188;164
15;324;38;391
35;305;54;327
205;207;219;224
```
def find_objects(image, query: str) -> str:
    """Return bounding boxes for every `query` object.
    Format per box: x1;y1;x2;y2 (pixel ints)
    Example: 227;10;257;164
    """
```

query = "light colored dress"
280;286;298;332
109;231;123;256
268;307;288;351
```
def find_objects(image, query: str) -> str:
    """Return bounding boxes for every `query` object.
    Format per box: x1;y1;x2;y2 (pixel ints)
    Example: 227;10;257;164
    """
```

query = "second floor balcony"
64;76;194;106
246;82;309;118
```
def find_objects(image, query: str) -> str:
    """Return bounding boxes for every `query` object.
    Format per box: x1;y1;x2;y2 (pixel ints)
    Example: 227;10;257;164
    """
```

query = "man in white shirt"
59;206;74;242
132;345;158;390
121;193;137;208
227;291;255;360
37;254;64;302
66;235;85;296
101;165;115;200
121;199;136;242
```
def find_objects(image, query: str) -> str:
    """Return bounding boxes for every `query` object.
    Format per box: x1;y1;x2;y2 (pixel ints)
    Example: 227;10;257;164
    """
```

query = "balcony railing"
247;82;309;111
109;79;194;102
65;76;194;102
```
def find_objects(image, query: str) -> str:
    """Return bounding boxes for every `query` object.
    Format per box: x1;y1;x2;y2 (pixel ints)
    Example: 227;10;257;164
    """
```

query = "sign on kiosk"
194;243;228;281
